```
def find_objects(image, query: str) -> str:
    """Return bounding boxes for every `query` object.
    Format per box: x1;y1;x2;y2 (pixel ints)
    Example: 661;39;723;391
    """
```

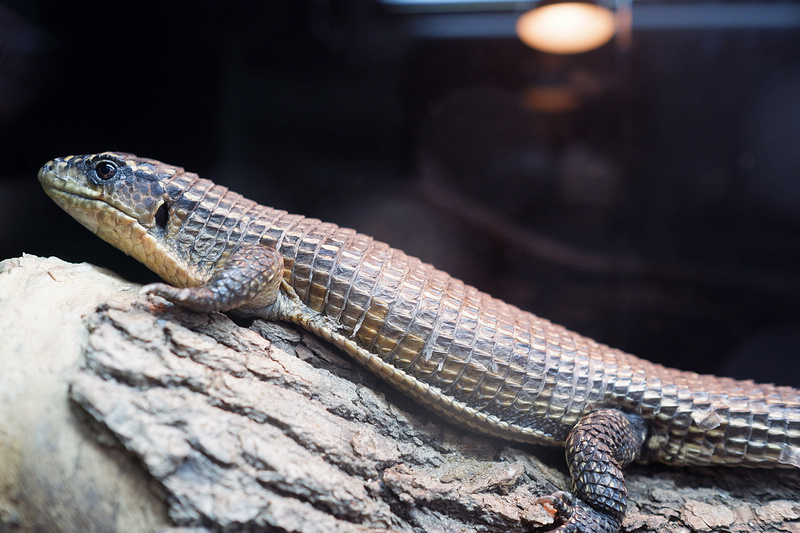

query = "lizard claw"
537;490;621;533
537;490;574;520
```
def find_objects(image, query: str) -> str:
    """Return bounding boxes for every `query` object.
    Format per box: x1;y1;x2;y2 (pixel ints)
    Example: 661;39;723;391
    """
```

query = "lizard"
38;151;800;532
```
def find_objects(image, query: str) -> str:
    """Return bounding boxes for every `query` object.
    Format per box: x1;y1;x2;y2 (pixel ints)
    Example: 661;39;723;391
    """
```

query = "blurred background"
1;0;798;385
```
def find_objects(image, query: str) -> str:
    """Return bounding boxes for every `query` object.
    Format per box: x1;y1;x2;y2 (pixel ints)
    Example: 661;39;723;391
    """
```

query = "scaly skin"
39;152;800;532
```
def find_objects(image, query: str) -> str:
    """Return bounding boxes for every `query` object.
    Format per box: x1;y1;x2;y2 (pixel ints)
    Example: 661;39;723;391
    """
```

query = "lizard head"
38;151;184;263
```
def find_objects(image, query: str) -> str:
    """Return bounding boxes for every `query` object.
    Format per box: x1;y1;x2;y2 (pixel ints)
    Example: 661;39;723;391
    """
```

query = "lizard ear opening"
154;201;170;229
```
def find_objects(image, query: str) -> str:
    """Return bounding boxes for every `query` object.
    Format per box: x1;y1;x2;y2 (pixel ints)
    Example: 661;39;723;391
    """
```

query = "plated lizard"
38;152;800;532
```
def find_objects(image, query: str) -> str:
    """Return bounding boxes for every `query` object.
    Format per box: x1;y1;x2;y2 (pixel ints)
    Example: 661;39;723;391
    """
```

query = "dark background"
1;1;799;385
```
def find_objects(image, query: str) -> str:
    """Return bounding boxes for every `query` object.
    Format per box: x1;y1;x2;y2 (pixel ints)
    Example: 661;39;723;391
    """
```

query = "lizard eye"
95;160;118;181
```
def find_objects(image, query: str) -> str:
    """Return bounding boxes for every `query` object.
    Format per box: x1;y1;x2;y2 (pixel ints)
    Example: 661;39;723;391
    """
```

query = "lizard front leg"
141;244;284;313
539;409;647;533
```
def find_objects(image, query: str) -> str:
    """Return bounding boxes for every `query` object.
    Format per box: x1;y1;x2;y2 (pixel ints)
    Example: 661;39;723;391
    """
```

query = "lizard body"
39;152;800;532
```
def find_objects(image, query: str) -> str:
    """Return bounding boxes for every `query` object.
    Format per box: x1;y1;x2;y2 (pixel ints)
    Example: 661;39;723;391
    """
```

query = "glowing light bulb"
516;3;616;54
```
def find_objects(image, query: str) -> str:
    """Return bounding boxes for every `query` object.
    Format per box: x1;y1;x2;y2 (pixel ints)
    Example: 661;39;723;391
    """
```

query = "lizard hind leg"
141;244;285;314
538;409;647;533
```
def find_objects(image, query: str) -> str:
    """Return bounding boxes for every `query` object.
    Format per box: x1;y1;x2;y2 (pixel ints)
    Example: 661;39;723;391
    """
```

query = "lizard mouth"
40;187;109;235
38;161;101;201
41;165;101;230
38;164;135;238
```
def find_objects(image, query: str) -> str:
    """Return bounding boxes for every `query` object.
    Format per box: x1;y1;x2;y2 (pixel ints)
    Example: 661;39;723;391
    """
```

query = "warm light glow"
522;86;580;113
516;3;616;54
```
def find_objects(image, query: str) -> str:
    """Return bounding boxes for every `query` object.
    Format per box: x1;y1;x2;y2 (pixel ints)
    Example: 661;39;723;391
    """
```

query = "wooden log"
1;255;798;532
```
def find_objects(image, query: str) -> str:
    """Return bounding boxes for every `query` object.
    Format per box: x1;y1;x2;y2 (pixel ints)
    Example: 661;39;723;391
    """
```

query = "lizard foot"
537;490;621;533
535;409;647;533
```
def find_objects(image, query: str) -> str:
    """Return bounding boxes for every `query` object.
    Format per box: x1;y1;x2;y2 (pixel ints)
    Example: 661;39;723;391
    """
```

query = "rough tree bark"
1;255;798;532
